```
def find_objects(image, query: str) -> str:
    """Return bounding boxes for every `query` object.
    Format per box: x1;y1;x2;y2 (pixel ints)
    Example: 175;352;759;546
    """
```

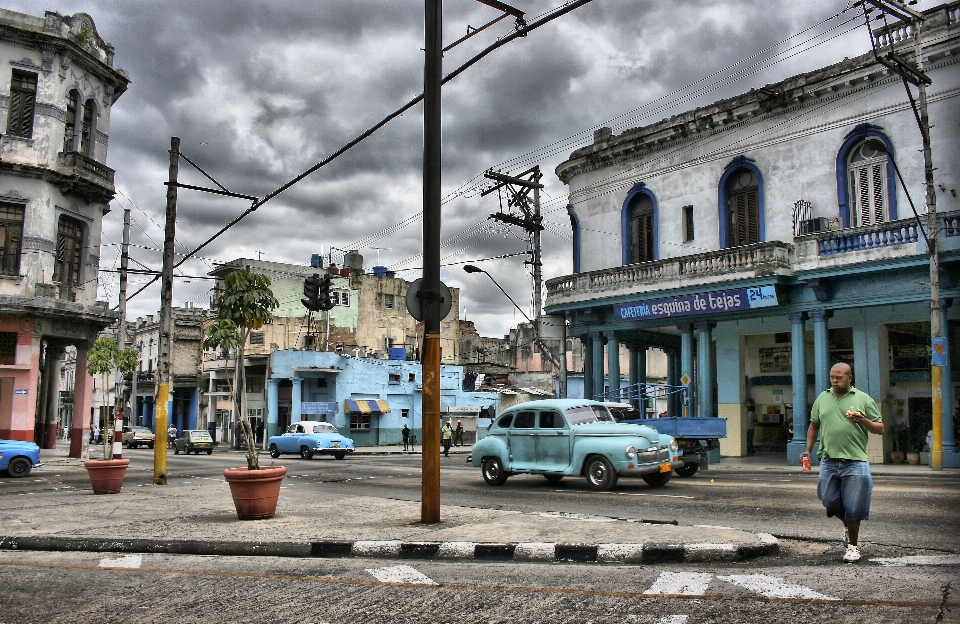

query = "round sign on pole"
406;278;452;321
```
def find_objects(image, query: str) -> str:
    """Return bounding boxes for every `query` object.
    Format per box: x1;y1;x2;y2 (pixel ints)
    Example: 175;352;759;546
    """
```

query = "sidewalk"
3;443;949;566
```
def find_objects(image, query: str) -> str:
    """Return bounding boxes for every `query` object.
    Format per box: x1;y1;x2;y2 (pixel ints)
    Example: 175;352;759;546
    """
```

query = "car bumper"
317;448;354;454
619;460;684;477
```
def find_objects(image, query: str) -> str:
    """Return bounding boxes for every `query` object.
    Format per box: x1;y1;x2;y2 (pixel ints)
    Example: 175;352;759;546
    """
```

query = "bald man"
801;362;884;563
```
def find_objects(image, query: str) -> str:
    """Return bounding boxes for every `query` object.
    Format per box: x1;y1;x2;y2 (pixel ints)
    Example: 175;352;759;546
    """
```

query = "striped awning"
345;399;391;415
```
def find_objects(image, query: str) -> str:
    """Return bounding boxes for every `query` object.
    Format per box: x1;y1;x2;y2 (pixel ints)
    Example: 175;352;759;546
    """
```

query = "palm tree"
202;269;278;470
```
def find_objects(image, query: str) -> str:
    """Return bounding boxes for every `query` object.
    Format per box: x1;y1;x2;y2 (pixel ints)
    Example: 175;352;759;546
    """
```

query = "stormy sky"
9;0;939;337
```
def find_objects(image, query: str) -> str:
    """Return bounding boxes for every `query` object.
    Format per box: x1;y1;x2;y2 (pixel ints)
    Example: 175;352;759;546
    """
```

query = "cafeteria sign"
614;286;778;321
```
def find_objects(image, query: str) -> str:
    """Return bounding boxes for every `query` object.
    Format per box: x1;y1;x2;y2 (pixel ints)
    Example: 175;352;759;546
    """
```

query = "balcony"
56;151;116;201
546;241;794;307
545;211;959;309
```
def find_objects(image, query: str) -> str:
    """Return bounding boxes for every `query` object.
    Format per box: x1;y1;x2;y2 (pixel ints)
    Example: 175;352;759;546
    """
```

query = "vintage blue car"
469;399;682;491
268;421;354;460
0;439;42;478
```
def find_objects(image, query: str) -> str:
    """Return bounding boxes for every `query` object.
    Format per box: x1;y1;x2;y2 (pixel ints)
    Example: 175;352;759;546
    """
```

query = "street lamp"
462;264;563;377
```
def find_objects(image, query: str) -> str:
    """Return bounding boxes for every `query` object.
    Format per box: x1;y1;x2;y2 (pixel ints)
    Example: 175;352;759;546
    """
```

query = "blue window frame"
718;156;765;248
620;182;659;265
836;124;898;229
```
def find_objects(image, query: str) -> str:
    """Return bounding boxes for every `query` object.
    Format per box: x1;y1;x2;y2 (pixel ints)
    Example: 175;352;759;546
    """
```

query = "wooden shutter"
6;72;37;138
630;197;655;263
850;159;887;227
729;188;759;246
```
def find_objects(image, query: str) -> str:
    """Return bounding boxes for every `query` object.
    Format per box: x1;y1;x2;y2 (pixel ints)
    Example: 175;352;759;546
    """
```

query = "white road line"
717;574;838;600
99;554;142;569
644;571;712;595
655;616;689;624
871;554;960;567
365;564;438;586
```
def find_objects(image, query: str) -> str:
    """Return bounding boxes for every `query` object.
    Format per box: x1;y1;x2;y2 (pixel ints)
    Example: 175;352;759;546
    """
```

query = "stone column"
69;347;92;458
787;312;809;466
605;331;620;400
42;346;65;449
267;378;280;440
582;335;594;400
291;377;303;422
630;343;647;412
809;309;832;394
695;322;714;418
679;324;694;415
590;332;605;401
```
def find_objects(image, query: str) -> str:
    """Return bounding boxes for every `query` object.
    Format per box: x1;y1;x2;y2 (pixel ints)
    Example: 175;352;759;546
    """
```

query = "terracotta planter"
223;466;286;520
84;458;130;494
889;451;905;464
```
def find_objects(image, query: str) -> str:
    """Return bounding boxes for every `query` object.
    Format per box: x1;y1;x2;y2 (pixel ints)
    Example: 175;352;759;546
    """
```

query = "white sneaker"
842;545;861;563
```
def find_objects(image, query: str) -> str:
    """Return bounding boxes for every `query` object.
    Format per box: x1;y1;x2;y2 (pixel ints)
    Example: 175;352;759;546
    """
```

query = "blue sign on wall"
614;286;778;321
300;401;339;414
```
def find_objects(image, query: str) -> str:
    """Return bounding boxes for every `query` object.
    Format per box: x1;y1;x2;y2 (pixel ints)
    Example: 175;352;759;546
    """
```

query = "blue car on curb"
0;439;42;478
468;399;682;491
268;421;354;460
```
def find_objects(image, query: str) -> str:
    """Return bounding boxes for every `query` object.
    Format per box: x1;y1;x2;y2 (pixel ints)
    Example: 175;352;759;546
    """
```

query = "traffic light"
318;273;334;311
302;274;321;312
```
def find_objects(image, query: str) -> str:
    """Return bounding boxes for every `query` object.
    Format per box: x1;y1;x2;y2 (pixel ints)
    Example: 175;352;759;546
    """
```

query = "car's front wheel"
300;446;315;460
481;457;508;486
585;456;618;491
642;471;673;487
206;449;213;455
6;457;31;478
148;443;154;449
269;444;281;459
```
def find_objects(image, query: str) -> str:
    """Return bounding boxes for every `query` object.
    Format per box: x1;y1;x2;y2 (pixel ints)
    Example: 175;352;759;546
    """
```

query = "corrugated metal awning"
345;399;391;414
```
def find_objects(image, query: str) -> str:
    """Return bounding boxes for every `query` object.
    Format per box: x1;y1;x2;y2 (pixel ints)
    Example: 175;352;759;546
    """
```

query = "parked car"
268;421;354;460
0;439;42;478
122;426;155;449
468;399;682;491
174;430;215;455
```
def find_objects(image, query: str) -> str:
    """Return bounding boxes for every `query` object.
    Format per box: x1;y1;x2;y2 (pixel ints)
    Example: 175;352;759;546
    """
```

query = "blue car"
268;421;354;460
0;439;42;478
469;399;682;491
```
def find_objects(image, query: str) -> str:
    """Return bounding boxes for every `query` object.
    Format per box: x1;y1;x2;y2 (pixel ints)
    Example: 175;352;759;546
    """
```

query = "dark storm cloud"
5;0;934;334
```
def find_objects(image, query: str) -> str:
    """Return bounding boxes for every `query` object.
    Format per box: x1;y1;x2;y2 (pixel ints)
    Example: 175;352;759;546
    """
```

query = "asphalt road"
1;449;957;623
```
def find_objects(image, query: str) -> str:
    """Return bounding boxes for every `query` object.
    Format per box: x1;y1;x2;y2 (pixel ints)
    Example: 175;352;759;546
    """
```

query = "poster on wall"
759;346;792;373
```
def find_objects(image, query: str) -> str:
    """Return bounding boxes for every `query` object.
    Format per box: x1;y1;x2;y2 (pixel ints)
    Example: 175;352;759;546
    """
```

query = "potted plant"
202;269;283;519
84;336;139;493
888;425;905;464
905;426;925;465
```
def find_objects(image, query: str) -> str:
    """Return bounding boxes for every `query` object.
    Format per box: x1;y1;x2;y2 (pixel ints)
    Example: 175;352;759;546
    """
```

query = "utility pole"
864;0;943;470
155;136;179;484
112;207;131;460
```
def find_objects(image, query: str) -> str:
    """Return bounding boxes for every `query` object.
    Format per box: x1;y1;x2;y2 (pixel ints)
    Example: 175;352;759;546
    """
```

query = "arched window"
80;98;97;156
836;124;898;229
718;157;765;248
620;183;658;265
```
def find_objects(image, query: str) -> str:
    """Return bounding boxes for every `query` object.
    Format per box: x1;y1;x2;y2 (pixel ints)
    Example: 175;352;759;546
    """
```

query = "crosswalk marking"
99;554;142;569
644;572;712;595
716;574;838;600
871;554;960;567
655;617;689;624
366;564;438;586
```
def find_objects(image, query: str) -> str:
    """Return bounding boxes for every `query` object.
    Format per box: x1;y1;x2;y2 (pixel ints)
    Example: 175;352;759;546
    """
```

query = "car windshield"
312;423;338;434
565;404;615;425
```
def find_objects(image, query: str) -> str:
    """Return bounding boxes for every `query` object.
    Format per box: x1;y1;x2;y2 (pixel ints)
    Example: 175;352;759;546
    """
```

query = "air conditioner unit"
799;217;827;235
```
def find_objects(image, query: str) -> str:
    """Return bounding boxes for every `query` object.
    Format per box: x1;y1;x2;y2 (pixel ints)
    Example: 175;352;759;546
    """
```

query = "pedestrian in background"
168;424;177;445
402;424;410;451
746;401;757;455
441;420;453;457
455;420;464;446
801;362;884;563
61;425;69;440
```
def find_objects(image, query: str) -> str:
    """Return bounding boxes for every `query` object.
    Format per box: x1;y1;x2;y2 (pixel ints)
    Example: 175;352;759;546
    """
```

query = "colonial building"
546;4;960;465
0;10;127;454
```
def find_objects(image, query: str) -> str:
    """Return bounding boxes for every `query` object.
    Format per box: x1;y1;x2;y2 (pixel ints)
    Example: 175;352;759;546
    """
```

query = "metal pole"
155;137;179;484
112;208;131;460
532;168;542;321
421;0;442;523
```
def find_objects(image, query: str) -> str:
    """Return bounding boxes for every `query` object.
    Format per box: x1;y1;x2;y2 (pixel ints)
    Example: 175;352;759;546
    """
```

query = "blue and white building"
267;350;498;446
546;4;960;465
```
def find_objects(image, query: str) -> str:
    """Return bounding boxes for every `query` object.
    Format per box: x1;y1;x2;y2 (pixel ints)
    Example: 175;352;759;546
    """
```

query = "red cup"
801;456;811;472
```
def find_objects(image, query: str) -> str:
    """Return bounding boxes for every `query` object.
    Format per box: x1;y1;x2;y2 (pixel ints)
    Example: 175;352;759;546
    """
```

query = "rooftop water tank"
372;265;388;277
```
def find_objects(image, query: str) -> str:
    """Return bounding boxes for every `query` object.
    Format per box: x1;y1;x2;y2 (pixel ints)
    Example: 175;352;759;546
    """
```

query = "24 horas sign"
614;286;778;321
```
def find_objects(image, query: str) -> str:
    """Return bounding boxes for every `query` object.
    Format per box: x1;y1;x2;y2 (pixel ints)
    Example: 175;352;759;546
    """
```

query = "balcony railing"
816;219;921;256
57;151;116;188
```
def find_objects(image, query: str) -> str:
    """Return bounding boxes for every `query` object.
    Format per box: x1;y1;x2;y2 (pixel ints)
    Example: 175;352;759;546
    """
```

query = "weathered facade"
547;4;960;465
0;10;127;453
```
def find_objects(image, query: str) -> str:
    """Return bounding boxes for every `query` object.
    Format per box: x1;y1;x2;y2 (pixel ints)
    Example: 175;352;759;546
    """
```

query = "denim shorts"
817;456;873;522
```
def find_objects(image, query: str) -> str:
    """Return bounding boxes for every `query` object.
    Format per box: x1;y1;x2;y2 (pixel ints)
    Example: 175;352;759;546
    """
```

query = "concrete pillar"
679;324;694;415
787;312;808;466
291;377;302;422
582;335;593;400
267;378;280;440
630;343;647;412
809;309;831;394
605;331;620;400
69;347;92;458
665;349;678;416
42;347;64;449
695;322;714;417
591;332;604;401
938;299;959;466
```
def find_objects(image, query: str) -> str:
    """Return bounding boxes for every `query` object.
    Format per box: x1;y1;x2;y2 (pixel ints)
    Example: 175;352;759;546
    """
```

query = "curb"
0;534;778;564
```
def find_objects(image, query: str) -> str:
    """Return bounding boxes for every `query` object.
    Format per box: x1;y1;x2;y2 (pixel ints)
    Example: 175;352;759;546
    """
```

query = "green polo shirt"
809;385;881;461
